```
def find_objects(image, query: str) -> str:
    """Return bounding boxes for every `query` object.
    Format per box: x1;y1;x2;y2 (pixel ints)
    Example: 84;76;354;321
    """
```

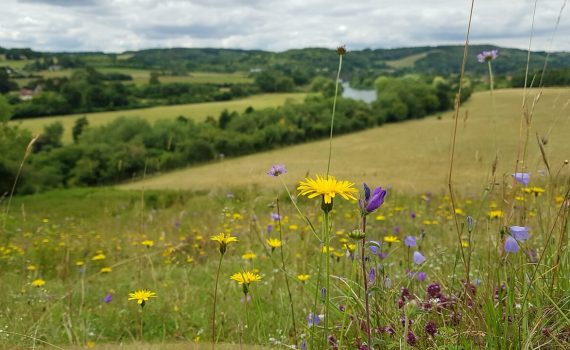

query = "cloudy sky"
0;0;568;53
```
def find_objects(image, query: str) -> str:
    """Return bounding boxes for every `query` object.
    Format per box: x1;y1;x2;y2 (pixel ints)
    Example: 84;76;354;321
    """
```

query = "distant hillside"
2;45;570;80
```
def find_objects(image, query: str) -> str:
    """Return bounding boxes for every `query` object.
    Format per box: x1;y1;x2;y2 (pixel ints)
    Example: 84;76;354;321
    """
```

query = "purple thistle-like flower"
406;331;418;346
404;236;417;247
271;212;281;221
103;293;113;304
410;212;416;219
267;164;287;177
427;283;441;298
504;236;520;253
360;183;387;215
512;172;530;186
266;224;273;233
417;271;427;282
477;49;498;63
425;321;438;337
413;251;426;265
509;226;530;241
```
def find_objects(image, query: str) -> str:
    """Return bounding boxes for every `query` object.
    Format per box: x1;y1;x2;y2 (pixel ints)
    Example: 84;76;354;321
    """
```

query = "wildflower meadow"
1;9;570;350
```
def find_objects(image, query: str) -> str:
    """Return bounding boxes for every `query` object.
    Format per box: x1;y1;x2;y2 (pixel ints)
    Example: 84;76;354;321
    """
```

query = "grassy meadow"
1;79;569;350
121;88;570;194
10;92;307;143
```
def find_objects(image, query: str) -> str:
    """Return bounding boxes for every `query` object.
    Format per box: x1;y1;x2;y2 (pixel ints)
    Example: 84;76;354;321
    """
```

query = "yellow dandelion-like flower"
375;215;386;221
230;271;262;286
333;251;345;258
288;224;298;230
454;208;465;215
100;267;112;273
75;261;84;266
31;278;45;287
461;241;469;248
141;240;154;247
297;175;358;204
91;253;106;261
242;252;257;260
266;238;282;249
128;289;157;306
384;235;400;243
488;210;503;219
322;245;335;253
555;195;564;205
210;233;238;255
297;274;310;282
27;264;37;271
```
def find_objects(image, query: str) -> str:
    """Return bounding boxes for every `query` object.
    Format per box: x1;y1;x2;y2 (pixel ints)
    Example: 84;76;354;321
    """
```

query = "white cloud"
0;0;568;52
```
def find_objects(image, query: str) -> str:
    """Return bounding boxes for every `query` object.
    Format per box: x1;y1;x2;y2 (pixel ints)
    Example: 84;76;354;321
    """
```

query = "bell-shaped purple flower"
404;236;417;247
512;172;530;186
360;183;387;215
416;271;427;282
509;226;529;241
307;313;320;327
413;251;426;265
504;236;520;253
369;268;376;284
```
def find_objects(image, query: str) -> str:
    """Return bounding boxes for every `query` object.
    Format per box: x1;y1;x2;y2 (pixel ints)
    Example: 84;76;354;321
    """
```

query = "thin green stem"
361;215;372;349
323;211;331;346
276;198;298;344
212;253;224;349
326;54;343;177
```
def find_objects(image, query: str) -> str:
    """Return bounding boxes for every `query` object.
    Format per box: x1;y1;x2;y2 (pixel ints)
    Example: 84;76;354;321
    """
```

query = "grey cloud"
19;0;102;6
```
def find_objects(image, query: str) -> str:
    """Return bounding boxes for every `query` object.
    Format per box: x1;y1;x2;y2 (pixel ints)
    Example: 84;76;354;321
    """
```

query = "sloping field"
11;93;307;143
120;88;570;194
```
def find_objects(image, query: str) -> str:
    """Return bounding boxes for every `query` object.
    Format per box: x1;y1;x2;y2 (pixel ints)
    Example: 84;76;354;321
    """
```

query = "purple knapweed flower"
267;164;287;177
413;251;426;265
512;172;530;186
477;49;498;63
509;225;530;241
103;293;113;304
504;236;520;253
359;183;387;215
307;313;320;327
427;283;441;298
417;271;427;282
266;224;273;233
271;212;281;221
410;212;416;219
425;321;438;337
406;331;418;346
404;236;417;247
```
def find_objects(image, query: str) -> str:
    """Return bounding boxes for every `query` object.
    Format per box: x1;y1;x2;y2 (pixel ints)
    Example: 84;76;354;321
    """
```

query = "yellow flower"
555;195;564;205
75;261;84;266
288;224;298;230
210;233;238;255
461;241;469;248
322;245;335;253
100;267;112;273
333;251;345;258
31;278;45;287
186;256;194;263
454;208;465;215
141;240;154;247
91;253;106;261
488;210;503;219
27;264;37;271
297;274;310;282
375;215;386;221
128;289;157;306
297;175;357;204
266;238;282;249
230;271;262;285
242;252;257;260
384;235;400;243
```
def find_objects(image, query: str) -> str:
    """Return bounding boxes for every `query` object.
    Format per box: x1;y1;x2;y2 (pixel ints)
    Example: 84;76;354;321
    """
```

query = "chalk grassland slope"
10;93;307;143
121;88;570;194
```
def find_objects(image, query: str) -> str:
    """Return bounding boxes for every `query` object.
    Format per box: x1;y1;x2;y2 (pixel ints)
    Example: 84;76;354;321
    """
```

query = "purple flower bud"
410;212;416;219
416;271;427;282
404;236;417;247
504;236;520;253
413;251;426;265
300;341;307;350
466;216;474;232
307;313;320;327
103;293;113;304
266;224;273;233
366;187;387;213
363;183;371;201
368;268;376;284
509;226;530;241
512;172;530;186
320;287;326;301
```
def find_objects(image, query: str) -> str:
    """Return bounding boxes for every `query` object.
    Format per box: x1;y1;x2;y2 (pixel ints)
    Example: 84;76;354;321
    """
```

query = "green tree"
0;95;13;122
72;116;89;143
33;122;64;153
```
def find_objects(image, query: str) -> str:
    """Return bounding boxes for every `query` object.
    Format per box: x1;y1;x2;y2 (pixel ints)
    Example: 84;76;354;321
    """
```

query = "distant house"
48;65;62;71
19;89;34;101
249;67;263;73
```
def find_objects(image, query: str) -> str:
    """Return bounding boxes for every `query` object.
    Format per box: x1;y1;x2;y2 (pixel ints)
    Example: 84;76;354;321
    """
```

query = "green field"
121;88;570;194
385;52;430;69
10;92;307;143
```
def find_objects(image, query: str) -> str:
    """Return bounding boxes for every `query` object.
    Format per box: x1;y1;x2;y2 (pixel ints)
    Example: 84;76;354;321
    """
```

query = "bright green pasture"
385;52;429;69
122;88;570;194
10;92;307;143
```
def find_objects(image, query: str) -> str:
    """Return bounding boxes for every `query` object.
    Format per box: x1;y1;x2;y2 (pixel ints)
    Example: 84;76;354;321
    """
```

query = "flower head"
413;251;426;265
141;240;154;248
404;236;417;247
383;235;400;244
103;293;113;304
31;278;45;287
477;49;498;63
504;236;520;253
210;233;238;255
267;164;287;177
297;274;310;282
297;175;357;206
512;172;530;186
359;183;387;215
128;289;157;307
266;238;282;250
509;226;530;241
230;270;262;294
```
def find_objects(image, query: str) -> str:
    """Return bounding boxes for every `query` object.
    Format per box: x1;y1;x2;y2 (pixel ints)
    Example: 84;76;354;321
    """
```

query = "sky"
0;0;568;53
